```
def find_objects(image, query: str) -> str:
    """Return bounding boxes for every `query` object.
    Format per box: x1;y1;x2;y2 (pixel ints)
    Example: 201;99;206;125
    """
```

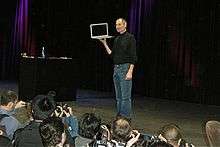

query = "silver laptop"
90;23;112;39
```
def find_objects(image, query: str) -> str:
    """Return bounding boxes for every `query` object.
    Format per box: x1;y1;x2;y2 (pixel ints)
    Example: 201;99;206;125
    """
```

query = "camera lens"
56;107;61;113
63;104;69;112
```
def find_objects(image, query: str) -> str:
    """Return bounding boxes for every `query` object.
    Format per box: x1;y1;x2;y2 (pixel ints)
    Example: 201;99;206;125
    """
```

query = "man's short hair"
0;90;18;105
116;18;127;28
31;95;56;120
78;113;101;139
159;124;182;142
117;18;127;24
39;117;64;147
111;116;132;143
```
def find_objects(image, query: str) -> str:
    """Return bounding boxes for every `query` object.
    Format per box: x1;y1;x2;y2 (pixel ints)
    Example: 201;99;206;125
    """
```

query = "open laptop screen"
90;23;109;39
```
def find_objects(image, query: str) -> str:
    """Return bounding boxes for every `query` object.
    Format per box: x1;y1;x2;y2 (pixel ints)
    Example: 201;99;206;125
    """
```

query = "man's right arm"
99;38;112;55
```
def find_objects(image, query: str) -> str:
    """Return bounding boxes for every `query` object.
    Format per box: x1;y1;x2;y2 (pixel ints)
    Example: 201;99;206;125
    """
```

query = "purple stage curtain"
128;0;155;42
13;0;36;56
0;0;35;80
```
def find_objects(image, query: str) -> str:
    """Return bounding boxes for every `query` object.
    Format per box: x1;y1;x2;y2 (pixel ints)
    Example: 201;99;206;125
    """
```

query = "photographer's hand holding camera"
63;105;72;117
126;130;141;147
15;100;26;109
53;104;79;140
53;105;64;117
53;104;72;117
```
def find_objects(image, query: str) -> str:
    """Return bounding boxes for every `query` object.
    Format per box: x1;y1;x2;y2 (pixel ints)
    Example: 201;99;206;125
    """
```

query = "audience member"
13;94;56;147
52;103;78;139
110;115;141;147
206;120;220;147
76;113;101;146
39;116;71;147
111;116;132;144
158;124;194;147
0;90;26;139
79;113;101;139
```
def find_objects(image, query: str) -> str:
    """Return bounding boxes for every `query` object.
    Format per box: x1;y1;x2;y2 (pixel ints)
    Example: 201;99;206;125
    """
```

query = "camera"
55;104;62;114
92;140;109;147
62;104;69;113
55;103;70;117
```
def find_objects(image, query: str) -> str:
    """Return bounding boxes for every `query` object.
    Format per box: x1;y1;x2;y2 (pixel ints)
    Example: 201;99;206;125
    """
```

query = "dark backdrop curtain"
128;0;220;104
13;0;35;56
0;0;34;80
128;0;158;95
0;0;17;80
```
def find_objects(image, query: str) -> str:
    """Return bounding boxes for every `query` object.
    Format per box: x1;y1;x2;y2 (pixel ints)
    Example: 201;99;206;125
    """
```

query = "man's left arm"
125;64;134;80
125;35;137;80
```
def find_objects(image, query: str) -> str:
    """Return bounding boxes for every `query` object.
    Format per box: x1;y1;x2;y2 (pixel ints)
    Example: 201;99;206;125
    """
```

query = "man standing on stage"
99;18;137;119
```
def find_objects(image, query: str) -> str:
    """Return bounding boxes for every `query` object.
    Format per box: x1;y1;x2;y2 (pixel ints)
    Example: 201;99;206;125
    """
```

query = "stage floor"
1;81;220;146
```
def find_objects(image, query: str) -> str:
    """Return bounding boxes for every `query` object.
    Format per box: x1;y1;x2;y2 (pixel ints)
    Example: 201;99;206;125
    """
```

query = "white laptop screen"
90;23;109;39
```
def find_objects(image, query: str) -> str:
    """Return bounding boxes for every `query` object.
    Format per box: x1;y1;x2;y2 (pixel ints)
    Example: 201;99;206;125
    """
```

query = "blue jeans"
113;63;132;118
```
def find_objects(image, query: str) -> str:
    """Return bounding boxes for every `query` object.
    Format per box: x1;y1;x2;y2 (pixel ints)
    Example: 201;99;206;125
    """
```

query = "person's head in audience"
147;141;174;147
206;120;220;147
39;117;69;147
31;94;56;121
0;90;19;111
158;123;195;147
79;113;101;139
0;90;26;139
111;115;132;143
0;135;12;147
47;90;56;97
158;124;182;147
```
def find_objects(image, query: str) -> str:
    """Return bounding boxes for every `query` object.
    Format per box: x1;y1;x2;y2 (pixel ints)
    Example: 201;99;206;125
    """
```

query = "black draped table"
19;56;79;101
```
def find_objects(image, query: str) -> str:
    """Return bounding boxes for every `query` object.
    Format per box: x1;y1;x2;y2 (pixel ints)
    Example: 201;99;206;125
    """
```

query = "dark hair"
79;113;101;139
39;117;64;147
0;90;18;105
0;136;13;147
31;95;56;120
47;90;56;97
111;116;132;143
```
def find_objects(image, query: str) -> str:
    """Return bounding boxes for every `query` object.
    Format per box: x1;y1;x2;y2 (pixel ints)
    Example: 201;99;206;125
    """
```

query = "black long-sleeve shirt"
112;32;137;65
